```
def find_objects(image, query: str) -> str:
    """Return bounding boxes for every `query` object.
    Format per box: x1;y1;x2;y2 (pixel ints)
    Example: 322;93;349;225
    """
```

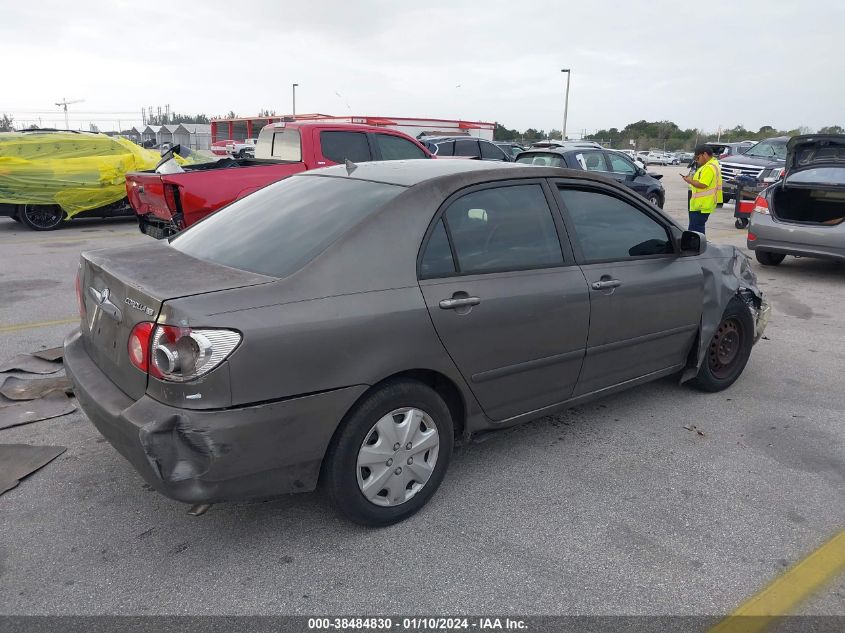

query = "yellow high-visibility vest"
689;158;722;213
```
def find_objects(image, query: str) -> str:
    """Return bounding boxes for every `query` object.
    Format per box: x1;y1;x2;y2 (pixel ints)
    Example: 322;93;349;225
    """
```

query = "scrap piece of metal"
0;391;77;430
187;503;212;516
32;347;64;362
0;353;63;375
0;444;66;495
0;375;73;401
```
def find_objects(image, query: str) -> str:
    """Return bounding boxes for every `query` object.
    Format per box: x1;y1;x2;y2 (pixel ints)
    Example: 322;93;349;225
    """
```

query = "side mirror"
680;230;706;256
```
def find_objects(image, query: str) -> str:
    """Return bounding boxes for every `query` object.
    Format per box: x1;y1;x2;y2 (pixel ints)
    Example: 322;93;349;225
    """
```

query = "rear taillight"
75;267;86;319
748;232;757;242
128;322;154;372
753;195;770;215
128;323;240;381
163;185;181;214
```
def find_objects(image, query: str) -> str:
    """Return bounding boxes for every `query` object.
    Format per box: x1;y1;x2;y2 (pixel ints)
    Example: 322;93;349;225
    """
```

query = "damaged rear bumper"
64;329;366;504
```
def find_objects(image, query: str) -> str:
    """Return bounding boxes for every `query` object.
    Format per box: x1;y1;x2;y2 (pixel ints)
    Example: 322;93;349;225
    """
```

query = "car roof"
296;158;586;187
420;136;488;143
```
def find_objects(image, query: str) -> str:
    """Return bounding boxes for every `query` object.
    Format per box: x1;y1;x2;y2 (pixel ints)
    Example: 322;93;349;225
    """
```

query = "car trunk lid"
78;241;275;400
783;134;845;188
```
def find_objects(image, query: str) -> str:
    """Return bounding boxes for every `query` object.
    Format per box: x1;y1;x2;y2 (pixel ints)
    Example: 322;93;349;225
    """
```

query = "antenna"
55;97;84;129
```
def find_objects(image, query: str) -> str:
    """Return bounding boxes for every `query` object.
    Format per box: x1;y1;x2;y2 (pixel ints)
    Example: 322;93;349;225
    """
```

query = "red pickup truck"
126;121;433;238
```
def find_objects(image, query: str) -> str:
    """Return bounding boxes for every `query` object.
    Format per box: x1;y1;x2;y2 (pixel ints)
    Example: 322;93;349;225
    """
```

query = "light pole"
560;69;571;141
292;83;299;117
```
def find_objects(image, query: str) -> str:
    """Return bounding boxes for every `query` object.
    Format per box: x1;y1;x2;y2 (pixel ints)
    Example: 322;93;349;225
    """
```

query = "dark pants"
688;211;710;234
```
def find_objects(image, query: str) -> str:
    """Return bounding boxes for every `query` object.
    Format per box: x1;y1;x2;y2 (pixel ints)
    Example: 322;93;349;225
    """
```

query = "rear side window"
438;184;563;275
516;152;566;167
419;219;455;277
480;141;507;160
374;134;427;160
454;139;481;158
170;177;402;277
320;131;372;163
557;188;673;261
271;129;302;161
576;151;608;172
434;141;454;156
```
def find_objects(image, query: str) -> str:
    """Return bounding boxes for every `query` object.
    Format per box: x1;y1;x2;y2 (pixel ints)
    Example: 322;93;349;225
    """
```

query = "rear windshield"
170;176;403;277
516;152;566;167
744;140;787;160
785;167;845;187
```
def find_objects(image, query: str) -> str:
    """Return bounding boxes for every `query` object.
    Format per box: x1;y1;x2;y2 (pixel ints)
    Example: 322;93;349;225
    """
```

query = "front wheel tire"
691;297;754;392
323;379;454;526
755;250;786;266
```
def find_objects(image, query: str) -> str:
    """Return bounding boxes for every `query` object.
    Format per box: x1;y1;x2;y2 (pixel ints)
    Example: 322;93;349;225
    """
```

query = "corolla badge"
88;286;122;323
124;296;155;316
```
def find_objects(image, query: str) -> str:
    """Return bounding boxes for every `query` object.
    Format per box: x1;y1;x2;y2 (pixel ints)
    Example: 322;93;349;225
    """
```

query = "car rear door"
551;181;702;396
417;181;590;422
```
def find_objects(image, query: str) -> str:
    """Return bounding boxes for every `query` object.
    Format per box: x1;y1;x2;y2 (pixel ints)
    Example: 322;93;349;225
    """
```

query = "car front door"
418;181;590;422
605;152;649;196
552;183;703;396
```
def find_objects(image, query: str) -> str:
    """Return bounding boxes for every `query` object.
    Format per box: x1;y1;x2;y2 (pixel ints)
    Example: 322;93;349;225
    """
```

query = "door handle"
591;279;621;290
439;296;481;309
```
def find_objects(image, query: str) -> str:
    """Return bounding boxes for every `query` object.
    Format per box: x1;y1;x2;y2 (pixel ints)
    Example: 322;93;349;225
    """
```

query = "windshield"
516;152;566;167
743;140;787;160
170;176;403;277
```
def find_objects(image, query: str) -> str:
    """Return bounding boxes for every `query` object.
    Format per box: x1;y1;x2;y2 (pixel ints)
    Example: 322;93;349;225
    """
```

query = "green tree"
0;113;13;132
819;125;844;134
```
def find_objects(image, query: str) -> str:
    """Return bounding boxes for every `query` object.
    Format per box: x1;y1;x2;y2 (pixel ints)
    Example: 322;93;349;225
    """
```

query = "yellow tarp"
0;131;170;217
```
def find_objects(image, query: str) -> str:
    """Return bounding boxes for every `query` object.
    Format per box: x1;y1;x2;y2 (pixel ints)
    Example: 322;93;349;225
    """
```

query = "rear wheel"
755;250;786;266
323;379;454;526
735;218;749;229
18;204;65;231
691;298;754;392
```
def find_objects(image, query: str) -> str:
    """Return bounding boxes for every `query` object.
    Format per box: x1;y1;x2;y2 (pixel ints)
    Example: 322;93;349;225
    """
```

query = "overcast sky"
2;0;843;135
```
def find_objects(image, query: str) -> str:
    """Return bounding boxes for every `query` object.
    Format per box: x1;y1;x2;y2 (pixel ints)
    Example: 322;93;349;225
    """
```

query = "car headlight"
762;167;785;183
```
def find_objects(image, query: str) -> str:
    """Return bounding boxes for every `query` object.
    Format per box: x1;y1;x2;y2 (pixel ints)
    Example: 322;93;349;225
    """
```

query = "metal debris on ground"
0;375;73;401
32;347;64;362
683;424;707;437
0;353;63;374
0;444;67;495
0;391;77;430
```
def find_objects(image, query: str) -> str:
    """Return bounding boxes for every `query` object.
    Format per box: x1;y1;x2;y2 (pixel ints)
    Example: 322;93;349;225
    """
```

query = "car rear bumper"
64;329;367;504
748;216;845;261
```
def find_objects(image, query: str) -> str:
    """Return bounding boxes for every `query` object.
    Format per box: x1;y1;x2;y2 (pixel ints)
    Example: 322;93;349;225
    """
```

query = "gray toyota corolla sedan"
65;160;769;526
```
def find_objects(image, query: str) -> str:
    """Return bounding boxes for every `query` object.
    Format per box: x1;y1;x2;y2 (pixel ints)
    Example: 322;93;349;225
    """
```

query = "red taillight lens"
128;322;154;372
753;195;770;215
75;268;86;320
748;232;757;242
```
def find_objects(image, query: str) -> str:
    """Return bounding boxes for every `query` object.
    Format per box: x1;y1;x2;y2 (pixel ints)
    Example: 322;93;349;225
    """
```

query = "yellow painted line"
0;317;78;334
709;530;845;633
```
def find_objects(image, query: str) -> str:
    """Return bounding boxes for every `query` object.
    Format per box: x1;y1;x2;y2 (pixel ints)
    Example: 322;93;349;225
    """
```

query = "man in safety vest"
681;145;723;234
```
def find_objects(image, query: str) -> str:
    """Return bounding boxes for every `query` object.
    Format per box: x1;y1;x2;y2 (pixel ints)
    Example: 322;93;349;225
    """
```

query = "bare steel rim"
708;317;743;380
22;204;64;229
356;407;440;508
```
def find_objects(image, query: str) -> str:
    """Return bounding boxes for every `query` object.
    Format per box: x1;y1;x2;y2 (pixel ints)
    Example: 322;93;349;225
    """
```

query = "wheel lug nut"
393;443;400;451
407;457;413;465
394;467;402;475
386;458;393;466
405;442;412;449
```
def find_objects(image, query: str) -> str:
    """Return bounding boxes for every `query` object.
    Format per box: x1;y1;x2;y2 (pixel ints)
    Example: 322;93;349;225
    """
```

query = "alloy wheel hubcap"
356;407;439;507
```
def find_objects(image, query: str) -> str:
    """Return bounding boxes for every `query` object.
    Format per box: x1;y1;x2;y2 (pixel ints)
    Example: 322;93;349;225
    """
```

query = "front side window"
441;184;563;274
171;176;402;277
320;131;372;163
608;153;636;175
454;139;481;158
374;134;427;160
557;188;673;261
576;151;609;172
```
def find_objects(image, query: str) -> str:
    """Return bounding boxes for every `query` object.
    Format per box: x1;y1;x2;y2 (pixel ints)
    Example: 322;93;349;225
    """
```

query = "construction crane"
55;97;84;130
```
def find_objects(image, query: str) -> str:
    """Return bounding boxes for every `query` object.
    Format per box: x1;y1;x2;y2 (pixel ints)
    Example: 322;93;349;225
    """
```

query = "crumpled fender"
681;243;767;382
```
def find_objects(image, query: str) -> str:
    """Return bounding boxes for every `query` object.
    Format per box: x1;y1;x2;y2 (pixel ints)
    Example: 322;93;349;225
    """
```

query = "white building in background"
142;125;161;145
173;124;211;150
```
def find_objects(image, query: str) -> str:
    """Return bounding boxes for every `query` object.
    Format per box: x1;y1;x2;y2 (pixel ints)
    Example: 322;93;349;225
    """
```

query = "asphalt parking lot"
0;167;843;618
